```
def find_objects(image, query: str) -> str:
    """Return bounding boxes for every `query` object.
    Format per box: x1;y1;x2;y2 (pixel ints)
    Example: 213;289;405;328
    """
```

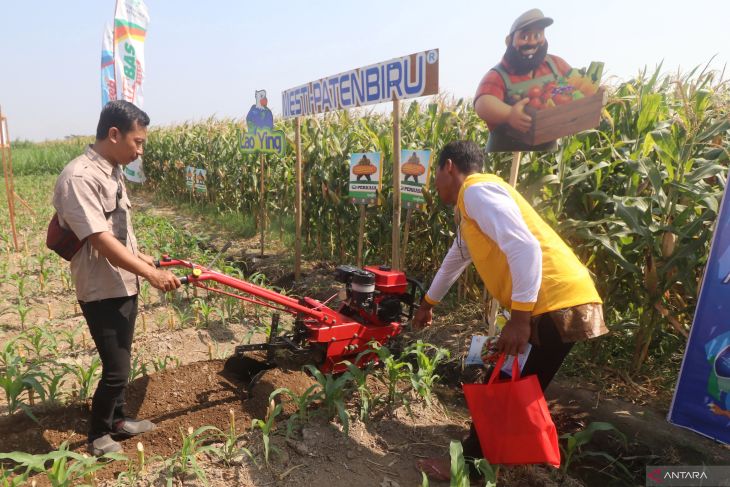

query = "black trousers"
80;295;137;441
462;312;574;458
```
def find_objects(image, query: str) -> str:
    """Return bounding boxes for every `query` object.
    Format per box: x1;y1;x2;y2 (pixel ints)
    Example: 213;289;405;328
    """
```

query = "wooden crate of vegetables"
507;62;606;146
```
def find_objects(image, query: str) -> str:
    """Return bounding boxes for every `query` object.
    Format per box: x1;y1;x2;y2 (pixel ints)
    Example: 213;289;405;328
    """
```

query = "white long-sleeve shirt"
425;182;543;307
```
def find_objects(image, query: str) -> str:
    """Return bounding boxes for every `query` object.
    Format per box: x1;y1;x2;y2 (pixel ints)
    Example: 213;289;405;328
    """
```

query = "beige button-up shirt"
52;146;139;302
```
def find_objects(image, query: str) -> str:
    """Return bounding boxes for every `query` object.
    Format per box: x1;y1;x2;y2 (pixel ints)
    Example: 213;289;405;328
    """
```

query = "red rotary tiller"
156;256;424;374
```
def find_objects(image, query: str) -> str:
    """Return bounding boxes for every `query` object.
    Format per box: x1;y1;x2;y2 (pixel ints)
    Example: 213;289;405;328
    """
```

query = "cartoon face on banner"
348;152;382;205
241;89;286;155
400;149;432;208
185;166;195;188
194;168;207;193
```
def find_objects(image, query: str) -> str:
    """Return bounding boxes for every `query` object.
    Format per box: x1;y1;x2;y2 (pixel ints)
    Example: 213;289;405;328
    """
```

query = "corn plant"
208;409;254;467
303;364;352;435
129;355;149;382
15;300;30;331
12;274;27;300
405;340;450;406
59;269;72;291
0;467;28;487
59;325;83;353
21;326;59;361
370;344;413;406
250;396;283;465
192;299;221;328
115;442;155;487
472;459;498;487
0;441;124;487
41;365;68;405
65;357;101;402
0;343;46;420
344;359;376;421
152;355;180;373
449;441;471;487
36;252;53;291
161;426;218;487
560;422;629;478
172;303;194;329
270;386;320;436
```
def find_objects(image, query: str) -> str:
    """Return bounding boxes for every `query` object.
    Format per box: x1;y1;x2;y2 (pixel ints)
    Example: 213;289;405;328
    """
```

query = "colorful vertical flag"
113;0;149;107
113;0;149;183
101;22;116;107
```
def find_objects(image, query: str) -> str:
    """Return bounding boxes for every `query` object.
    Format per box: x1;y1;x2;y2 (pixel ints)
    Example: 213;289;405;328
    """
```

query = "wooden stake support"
356;204;367;267
0;106;19;251
260;153;266;256
401;207;414;270
295;117;303;279
391;99;402;270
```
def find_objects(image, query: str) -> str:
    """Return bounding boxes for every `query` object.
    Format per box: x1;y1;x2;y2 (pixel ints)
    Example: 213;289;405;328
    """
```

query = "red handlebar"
157;256;329;322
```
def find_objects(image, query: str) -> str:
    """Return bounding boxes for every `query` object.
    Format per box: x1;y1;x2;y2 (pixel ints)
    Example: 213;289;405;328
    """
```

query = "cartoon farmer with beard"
474;8;571;152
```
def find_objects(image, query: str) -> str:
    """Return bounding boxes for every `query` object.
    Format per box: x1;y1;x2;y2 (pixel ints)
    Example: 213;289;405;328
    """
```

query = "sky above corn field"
1;0;728;141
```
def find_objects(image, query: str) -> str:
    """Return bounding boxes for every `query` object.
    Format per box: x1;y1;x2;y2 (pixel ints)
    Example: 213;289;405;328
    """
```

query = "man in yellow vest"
414;140;608;480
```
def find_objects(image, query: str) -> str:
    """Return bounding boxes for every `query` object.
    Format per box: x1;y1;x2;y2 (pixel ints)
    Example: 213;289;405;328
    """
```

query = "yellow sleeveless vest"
457;173;601;314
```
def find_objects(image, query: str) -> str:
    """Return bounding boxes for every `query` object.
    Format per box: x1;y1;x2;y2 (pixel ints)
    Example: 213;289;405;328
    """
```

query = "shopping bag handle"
487;353;522;385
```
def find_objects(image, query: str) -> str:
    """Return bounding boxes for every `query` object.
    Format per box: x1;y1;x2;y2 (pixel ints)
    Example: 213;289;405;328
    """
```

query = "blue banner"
669;186;730;444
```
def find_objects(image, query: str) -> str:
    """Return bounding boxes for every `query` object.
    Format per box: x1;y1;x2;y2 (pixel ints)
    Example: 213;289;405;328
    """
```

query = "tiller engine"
157;257;423;373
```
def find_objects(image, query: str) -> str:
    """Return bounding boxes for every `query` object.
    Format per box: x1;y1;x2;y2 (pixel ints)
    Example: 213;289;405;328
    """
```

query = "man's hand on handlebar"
144;268;181;292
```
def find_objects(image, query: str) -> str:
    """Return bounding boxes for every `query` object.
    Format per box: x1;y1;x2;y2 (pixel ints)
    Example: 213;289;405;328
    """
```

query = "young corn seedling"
270;386;320;436
344;359;376;421
0;441;125;487
162;425;218;486
560;421;630;480
65;357;101;402
304;364;352;435
193;299;221;328
36;253;52;292
209;408;255;467
152;355;180;373
472;459;498;487
15;299;30;331
370;343;413;406
60;269;72;291
449;441;471;487
21;326;59;361
129;355;149;382
406;340;450;406
172;304;194;329
251;396;283;465
0;466;28;487
41;365;68;405
0;347;47;421
60;325;83;353
13;274;27;300
115;442;154;487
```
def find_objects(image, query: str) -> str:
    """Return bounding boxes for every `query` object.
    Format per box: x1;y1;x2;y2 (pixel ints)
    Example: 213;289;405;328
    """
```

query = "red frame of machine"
158;256;406;372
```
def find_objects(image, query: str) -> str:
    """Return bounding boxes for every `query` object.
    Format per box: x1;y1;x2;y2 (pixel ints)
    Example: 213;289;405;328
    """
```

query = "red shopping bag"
462;354;560;467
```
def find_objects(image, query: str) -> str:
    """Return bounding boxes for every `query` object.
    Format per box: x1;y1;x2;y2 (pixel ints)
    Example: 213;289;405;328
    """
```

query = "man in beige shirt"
53;100;180;455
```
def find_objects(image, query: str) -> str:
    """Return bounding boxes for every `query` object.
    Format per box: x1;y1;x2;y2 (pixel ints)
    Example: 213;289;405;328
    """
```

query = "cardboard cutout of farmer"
246;90;274;132
474;8;571;153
